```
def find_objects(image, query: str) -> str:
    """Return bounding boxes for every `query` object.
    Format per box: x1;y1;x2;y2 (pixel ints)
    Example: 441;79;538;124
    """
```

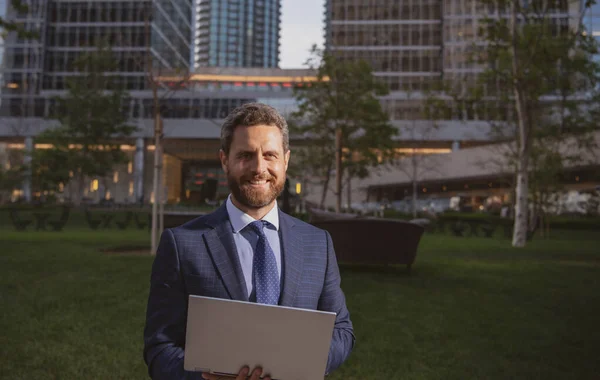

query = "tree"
0;0;40;198
528;143;564;238
290;46;397;212
393;125;443;219
0;0;38;39
135;7;192;255
32;42;136;205
391;91;447;218
458;0;600;247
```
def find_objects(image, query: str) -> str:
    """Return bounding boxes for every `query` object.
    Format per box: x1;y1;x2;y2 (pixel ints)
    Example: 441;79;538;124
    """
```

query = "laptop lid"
184;295;336;380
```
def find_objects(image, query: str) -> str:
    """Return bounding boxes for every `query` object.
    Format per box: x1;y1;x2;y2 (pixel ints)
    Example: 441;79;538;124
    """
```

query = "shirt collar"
226;194;280;233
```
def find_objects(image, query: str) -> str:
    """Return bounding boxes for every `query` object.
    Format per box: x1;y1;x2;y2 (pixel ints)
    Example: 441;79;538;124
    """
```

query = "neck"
230;195;276;220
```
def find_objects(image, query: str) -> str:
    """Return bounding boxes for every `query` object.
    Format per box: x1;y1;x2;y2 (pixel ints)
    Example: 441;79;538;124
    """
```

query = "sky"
279;0;325;68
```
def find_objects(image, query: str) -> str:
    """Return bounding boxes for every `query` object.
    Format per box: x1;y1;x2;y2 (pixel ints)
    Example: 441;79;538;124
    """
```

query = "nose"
250;154;268;175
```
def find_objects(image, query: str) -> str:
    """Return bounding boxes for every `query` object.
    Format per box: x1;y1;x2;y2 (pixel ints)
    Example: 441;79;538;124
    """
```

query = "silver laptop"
184;295;336;380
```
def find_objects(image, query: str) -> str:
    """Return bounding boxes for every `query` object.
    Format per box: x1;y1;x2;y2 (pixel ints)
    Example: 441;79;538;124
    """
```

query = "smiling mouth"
246;179;270;186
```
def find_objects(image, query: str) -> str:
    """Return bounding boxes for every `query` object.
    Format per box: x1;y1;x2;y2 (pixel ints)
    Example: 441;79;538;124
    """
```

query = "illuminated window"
105;191;111;200
91;179;99;191
129;181;134;196
113;171;119;183
128;162;133;174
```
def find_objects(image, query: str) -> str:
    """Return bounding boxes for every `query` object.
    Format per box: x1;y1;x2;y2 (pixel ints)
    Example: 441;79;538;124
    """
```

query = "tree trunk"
512;135;530;247
73;174;84;207
335;127;343;213
346;172;352;211
319;160;332;210
412;151;418;219
150;111;162;255
159;145;165;237
510;0;530;248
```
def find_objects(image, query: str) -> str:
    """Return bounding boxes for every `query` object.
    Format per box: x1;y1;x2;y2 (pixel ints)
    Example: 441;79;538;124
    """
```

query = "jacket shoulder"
168;212;218;236
282;213;328;235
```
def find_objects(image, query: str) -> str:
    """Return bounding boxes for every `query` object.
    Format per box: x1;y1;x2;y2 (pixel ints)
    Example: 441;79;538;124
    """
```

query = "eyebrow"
235;149;279;156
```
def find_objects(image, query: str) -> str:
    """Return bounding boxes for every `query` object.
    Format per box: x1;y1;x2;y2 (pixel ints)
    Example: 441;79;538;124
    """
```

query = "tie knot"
248;220;269;236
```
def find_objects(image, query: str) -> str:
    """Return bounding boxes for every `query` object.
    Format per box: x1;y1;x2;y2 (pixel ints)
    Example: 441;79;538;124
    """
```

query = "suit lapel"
279;211;304;307
203;204;248;301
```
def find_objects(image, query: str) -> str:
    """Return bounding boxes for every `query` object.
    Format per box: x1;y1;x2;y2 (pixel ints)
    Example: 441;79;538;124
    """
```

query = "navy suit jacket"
143;204;355;379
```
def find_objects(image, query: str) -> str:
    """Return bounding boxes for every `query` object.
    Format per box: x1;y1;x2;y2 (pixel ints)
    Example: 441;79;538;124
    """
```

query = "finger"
249;367;263;380
202;373;234;380
237;366;250;380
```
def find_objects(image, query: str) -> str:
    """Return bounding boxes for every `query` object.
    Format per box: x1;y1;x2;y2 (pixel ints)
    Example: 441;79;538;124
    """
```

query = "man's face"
220;124;290;210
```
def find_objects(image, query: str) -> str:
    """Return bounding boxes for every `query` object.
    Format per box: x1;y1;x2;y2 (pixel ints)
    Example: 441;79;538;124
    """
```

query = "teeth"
250;180;267;185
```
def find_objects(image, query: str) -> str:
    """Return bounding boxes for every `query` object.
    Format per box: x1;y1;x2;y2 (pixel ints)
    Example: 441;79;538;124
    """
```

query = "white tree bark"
510;0;529;247
513;154;529;246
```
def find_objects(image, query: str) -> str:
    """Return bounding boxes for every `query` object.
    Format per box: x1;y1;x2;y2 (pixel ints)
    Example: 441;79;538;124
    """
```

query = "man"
143;103;355;379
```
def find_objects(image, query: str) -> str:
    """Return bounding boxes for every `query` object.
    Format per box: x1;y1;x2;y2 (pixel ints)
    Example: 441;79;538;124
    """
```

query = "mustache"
242;175;273;182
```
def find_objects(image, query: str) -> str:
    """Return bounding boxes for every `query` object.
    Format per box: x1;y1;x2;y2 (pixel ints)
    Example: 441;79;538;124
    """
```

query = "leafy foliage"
290;46;397;208
32;42;136;200
0;0;39;39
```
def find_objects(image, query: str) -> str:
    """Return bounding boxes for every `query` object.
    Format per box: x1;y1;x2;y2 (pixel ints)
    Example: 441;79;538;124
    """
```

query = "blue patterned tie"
248;220;280;305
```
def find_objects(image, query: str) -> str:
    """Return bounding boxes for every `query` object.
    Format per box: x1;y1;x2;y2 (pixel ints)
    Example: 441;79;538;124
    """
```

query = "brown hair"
220;102;289;155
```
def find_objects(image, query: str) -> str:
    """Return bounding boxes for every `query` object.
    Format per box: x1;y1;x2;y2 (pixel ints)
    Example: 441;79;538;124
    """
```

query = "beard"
228;171;285;209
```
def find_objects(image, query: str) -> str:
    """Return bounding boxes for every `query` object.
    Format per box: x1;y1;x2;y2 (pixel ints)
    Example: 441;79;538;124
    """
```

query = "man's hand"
202;366;272;380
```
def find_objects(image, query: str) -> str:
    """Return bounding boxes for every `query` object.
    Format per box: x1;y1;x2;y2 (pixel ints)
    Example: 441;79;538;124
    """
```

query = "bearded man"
143;103;355;380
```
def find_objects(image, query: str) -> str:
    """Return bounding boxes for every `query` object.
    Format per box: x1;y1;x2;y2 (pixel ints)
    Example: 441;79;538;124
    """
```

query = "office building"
324;0;581;125
0;66;315;204
585;0;600;61
0;0;192;203
1;0;192;117
194;0;281;68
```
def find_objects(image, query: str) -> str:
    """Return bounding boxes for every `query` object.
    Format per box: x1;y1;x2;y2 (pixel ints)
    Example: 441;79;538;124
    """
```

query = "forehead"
230;124;283;149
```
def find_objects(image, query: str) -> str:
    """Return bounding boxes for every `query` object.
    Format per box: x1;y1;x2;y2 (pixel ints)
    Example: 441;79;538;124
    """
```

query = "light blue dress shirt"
225;195;282;300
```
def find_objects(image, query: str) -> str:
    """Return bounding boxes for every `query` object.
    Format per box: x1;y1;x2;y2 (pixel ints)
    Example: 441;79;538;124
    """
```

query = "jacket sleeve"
143;228;202;380
319;230;356;375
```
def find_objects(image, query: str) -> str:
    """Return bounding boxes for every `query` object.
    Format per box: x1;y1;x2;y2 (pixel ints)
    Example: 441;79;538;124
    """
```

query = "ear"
219;149;228;174
284;149;291;172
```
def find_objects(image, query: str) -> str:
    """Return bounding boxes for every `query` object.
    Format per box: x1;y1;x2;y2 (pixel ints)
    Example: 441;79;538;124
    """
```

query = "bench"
311;217;425;273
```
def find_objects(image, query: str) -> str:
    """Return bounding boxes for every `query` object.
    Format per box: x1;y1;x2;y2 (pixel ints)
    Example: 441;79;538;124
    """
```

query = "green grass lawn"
1;228;599;380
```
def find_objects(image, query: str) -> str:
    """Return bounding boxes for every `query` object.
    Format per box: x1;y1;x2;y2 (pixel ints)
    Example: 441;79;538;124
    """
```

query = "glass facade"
0;0;7;104
0;0;6;70
194;0;280;68
586;0;600;62
1;0;47;117
326;0;443;98
153;0;192;70
0;0;192;117
325;0;578;122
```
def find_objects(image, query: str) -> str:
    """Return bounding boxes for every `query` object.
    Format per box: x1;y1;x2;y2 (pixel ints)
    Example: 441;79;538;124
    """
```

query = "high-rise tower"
194;0;281;68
